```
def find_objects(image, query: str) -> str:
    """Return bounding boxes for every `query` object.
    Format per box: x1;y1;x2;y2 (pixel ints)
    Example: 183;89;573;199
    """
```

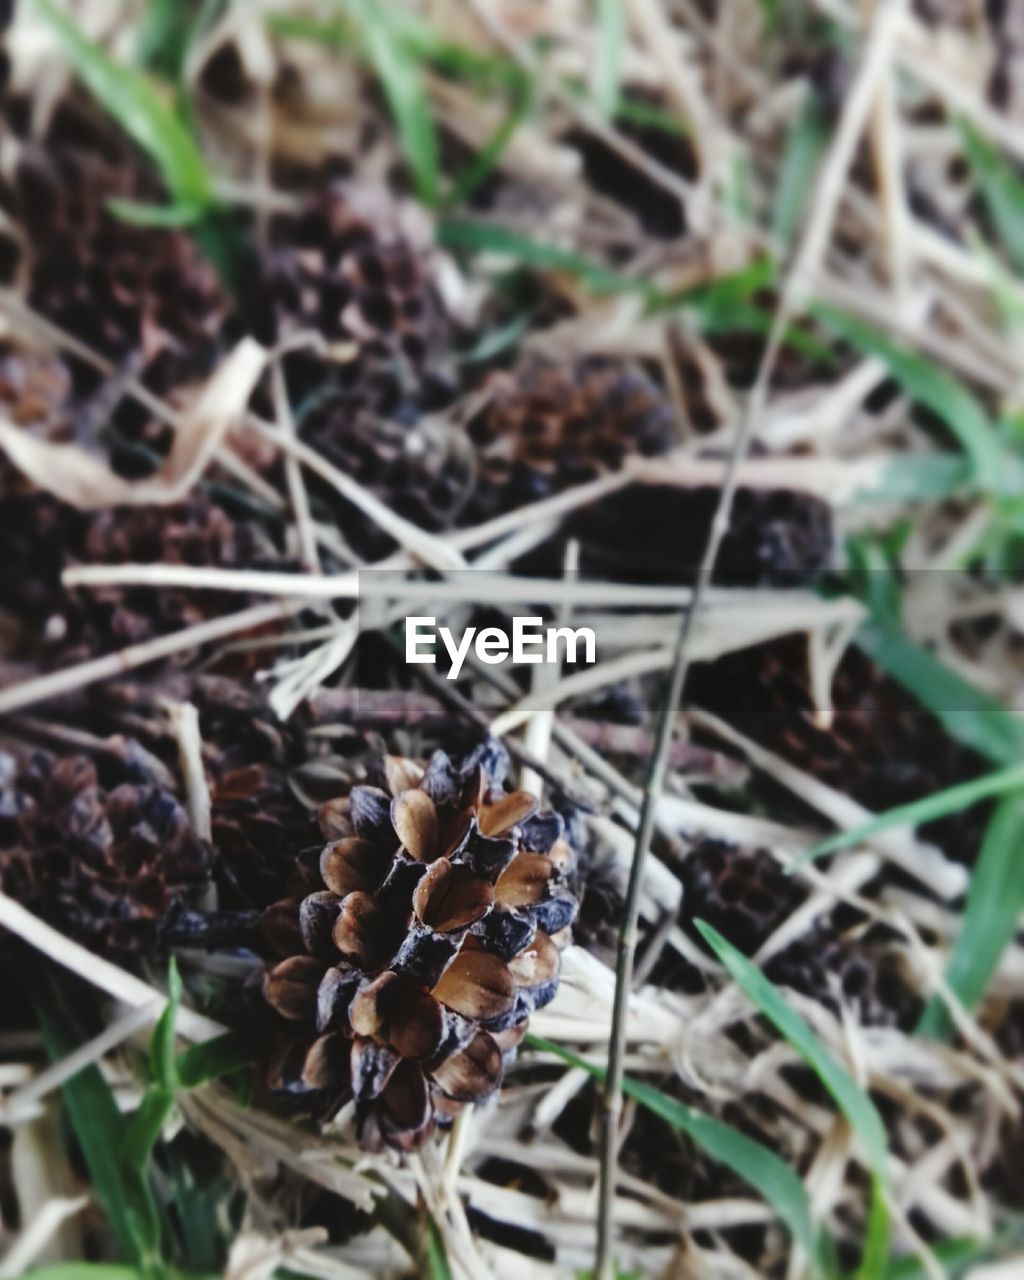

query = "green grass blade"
176;1031;254;1089
882;1227;1024;1279
526;1034;829;1275
372;1183;454;1279
695;923;889;1176
794;760;1024;865
33;0;214;210
594;0;624;116
960;119;1024;274
340;0;439;206
695;923;890;1278
136;0;199;79
917;793;1024;1039
121;1086;176;1177
813;305;1006;491
772;92;828;246
31;979;150;1269
149;960;182;1091
446;79;534;208
857;623;1024;765
852;455;971;504
106;197;203;228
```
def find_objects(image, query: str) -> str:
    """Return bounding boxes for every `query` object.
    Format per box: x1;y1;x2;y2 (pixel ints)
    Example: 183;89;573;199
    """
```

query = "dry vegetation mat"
1;1;1024;1278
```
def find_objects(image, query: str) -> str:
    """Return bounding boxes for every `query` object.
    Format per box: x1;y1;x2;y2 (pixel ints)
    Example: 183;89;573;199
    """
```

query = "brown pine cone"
679;840;805;956
257;184;457;415
461;356;832;584
689;636;990;861
2;134;228;467
766;925;920;1028
92;674;321;912
0;746;210;960
257;741;578;1152
463;357;677;521
296;398;474;559
0;488;285;662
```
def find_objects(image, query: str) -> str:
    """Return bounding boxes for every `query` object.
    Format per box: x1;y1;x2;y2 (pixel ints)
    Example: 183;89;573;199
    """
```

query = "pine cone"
0;746;210;960
689;636;989;861
297;397;474;559
257;741;578;1152
463;357;676;521
462;357;832;584
0;489;285;663
257;184;457;415
3;134;228;466
766;925;920;1028
679;840;805;956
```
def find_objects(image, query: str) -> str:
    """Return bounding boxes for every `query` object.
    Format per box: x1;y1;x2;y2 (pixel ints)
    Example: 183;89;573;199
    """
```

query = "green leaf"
853;455;971;505
695;923;889;1177
813;305;1006;492
446;77;534;208
122;1086;176;1179
107;197;204;228
960;119;1024;274
150;959;182;1092
917;793;1024;1039
526;1034;829;1276
373;1184;454;1279
33;0;214;211
456;309;533;365
882;1228;1024;1279
772;92;828;246
137;0;207;80
176;1031;254;1089
339;0;439;206
594;0;624;116
794;759;1024;865
695;922;890;1279
30;977;154;1270
857;623;1024;765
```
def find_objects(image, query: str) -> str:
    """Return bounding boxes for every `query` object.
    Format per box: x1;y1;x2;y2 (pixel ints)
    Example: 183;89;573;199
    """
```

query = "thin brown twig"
594;1;907;1271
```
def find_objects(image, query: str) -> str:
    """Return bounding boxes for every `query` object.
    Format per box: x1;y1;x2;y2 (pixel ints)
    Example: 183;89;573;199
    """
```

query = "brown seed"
318;797;353;840
302;1032;350;1090
412;860;493;932
351;972;446;1060
320;836;389;896
385;983;446;1061
432;1030;503;1102
479;791;537;837
332;891;394;968
377;1059;434;1151
494;852;555;907
260;898;304;957
383;755;424;794
263;955;325;1021
351;1036;401;1100
391;789;438;861
507;931;560;988
316;965;359;1033
432;946;515;1020
349;972;393;1038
